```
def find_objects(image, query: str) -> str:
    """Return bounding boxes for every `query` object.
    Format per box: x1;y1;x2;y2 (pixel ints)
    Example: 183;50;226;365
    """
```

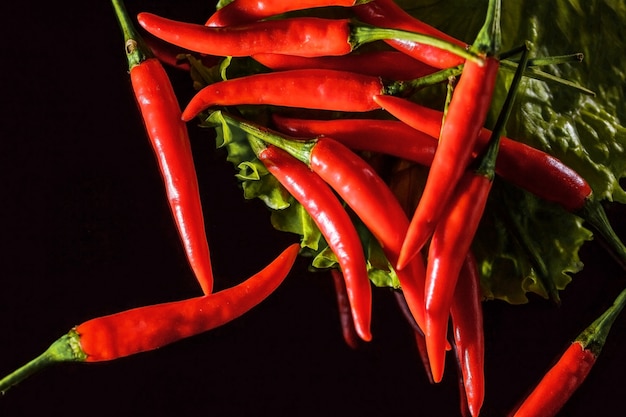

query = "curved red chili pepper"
113;0;214;294
330;269;360;349
509;287;626;417
181;69;390;121
450;252;485;417
137;12;476;61
352;0;467;69
253;142;373;342
206;0;371;27
0;243;300;391
424;168;493;383
396;0;501;270
253;50;437;81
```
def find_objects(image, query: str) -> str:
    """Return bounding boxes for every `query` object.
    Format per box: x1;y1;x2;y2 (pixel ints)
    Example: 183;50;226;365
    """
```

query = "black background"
1;1;625;416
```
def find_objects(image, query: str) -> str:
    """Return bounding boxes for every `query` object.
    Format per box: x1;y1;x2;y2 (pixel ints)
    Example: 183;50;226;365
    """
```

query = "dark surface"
1;1;625;416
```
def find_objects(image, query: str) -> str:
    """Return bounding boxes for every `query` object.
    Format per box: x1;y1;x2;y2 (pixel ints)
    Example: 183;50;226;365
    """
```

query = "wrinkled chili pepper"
397;0;502;270
450;252;485;417
245;136;373;342
352;0;467;69
205;0;372;27
222;111;428;332
509;287;626;417
372;94;626;270
253;50;438;81
137;12;477;61
0;243;300;393
112;0;214;294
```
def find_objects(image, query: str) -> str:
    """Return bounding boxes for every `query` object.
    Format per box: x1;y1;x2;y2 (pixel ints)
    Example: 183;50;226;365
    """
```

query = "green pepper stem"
577;197;626;271
349;24;483;66
576;287;626;356
0;329;86;394
215;111;318;164
471;0;501;55
475;42;531;179
111;0;153;69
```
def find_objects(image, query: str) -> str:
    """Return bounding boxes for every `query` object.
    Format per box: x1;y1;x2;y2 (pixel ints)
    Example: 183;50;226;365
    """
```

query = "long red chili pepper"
450;252;485;417
397;0;502;270
253;50;437;81
205;0;372;27
352;0;467;69
181;69;395;122
330;269;360;349
112;0;214;294
136;12;477;61
0;243;300;393
372;94;626;269
509;287;626;417
246;138;372;342
225;112;428;332
424;38;528;383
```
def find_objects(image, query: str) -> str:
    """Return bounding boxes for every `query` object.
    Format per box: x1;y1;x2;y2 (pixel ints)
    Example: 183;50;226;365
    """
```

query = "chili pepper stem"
577;287;626;354
349;24;483;66
111;0;152;68
0;329;86;394
577;198;626;271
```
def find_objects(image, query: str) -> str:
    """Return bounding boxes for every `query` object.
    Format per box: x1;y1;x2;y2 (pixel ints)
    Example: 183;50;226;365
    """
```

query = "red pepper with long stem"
205;0;372;27
372;94;626;270
397;0;502;270
244;136;372;342
450;252;485;417
252;50;438;81
137;12;477;61
509;286;626;417
221;111;428;332
112;0;214;294
0;243;300;393
352;0;467;69
424;38;528;383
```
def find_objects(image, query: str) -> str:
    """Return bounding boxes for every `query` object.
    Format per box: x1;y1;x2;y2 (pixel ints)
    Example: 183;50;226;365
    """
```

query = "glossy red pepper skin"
138;13;354;58
182;69;386;121
206;0;368;27
111;0;215;295
352;0;466;69
309;137;427;331
450;252;485;417
253;50;437;81
256;144;373;341
424;169;493;383
372;95;594;212
510;287;626;417
398;57;500;270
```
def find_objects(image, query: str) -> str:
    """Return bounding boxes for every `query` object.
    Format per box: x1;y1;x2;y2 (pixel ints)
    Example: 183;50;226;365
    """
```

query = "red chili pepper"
330;269;360;349
112;0;214;294
450;252;485;417
228;112;428;332
372;95;626;269
137;12;476;60
253;50;438;81
205;0;372;27
352;0;467;69
250;140;373;342
509;287;626;417
0;243;300;392
396;0;501;270
181;69;391;121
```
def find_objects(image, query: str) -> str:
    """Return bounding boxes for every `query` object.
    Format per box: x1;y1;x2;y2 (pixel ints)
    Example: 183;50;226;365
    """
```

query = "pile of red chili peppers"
1;1;626;416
